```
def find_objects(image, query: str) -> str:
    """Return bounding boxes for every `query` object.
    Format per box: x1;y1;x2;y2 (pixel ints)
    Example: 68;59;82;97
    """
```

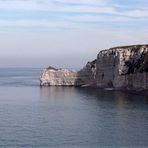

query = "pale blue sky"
0;0;148;68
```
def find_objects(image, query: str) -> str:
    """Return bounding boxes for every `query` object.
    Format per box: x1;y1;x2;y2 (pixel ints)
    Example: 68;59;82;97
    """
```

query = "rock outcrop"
96;45;148;91
40;62;96;86
40;66;79;86
76;59;96;86
40;44;148;92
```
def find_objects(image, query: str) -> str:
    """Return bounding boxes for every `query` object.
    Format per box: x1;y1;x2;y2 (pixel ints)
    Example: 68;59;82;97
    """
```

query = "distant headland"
40;45;148;94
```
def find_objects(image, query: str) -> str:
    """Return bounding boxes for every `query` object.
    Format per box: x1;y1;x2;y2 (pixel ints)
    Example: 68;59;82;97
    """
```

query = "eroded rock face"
40;67;79;86
76;60;96;86
96;45;148;90
40;61;97;86
40;44;148;91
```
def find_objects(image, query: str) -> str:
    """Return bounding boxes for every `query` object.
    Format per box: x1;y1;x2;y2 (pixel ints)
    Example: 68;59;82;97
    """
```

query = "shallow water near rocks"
0;68;148;147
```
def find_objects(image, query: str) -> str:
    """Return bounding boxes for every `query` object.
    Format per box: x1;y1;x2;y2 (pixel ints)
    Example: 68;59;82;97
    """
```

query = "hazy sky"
0;0;148;68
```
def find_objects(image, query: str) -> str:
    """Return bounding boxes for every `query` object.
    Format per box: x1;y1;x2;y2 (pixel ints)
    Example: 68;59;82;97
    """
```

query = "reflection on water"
40;87;78;101
1;68;147;147
0;86;148;147
40;86;148;108
39;87;148;147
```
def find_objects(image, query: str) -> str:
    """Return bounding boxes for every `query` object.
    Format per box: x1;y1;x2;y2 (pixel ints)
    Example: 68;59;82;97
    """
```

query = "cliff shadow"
74;60;97;87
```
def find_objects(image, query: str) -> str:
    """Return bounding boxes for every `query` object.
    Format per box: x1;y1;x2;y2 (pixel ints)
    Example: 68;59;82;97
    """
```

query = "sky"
0;0;148;68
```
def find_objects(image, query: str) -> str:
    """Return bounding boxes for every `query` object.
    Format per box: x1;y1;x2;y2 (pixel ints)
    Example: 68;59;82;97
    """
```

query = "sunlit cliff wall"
96;45;148;90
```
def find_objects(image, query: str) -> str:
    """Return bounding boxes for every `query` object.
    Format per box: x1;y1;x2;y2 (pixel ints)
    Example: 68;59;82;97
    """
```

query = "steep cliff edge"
40;44;148;91
96;45;148;91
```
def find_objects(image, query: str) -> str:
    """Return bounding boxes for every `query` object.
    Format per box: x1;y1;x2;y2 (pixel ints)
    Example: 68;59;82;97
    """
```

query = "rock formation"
40;66;79;86
40;44;148;92
96;45;148;90
40;62;96;86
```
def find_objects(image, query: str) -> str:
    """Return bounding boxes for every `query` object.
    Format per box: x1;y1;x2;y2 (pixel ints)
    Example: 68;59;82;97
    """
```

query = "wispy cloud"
0;0;147;31
0;0;148;67
122;9;148;18
0;20;70;28
0;0;115;13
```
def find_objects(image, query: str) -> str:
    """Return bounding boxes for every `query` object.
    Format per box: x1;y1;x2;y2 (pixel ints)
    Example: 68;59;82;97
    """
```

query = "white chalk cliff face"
40;45;148;91
96;45;148;90
40;67;80;86
40;62;96;87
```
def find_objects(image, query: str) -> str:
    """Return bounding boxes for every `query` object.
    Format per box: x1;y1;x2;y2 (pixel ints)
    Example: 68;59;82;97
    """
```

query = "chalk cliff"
40;45;148;91
40;66;79;86
96;45;148;91
40;62;96;86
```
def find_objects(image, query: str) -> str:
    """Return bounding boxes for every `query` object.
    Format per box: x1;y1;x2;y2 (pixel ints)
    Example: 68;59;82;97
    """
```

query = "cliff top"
110;44;148;50
98;44;148;55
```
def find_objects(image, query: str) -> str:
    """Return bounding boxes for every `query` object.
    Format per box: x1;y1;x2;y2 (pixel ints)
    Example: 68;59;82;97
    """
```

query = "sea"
0;68;148;147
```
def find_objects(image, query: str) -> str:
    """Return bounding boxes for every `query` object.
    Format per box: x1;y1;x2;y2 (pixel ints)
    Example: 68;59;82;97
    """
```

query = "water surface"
0;68;148;147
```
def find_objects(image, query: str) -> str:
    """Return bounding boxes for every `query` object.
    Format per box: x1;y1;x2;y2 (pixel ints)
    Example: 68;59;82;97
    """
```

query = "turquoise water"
0;68;148;147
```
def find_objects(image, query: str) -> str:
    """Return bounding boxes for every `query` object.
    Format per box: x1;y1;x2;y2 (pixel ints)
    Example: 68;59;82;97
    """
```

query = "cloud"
0;0;45;11
0;20;70;28
122;9;148;18
0;0;115;13
0;0;147;17
53;0;106;6
0;0;147;31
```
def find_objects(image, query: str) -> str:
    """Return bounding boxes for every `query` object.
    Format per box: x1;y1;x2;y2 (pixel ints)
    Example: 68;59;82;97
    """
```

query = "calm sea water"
0;68;148;147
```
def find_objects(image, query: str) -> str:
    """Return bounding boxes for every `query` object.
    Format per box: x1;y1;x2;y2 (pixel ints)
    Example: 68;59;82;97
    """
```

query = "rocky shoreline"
40;44;148;93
